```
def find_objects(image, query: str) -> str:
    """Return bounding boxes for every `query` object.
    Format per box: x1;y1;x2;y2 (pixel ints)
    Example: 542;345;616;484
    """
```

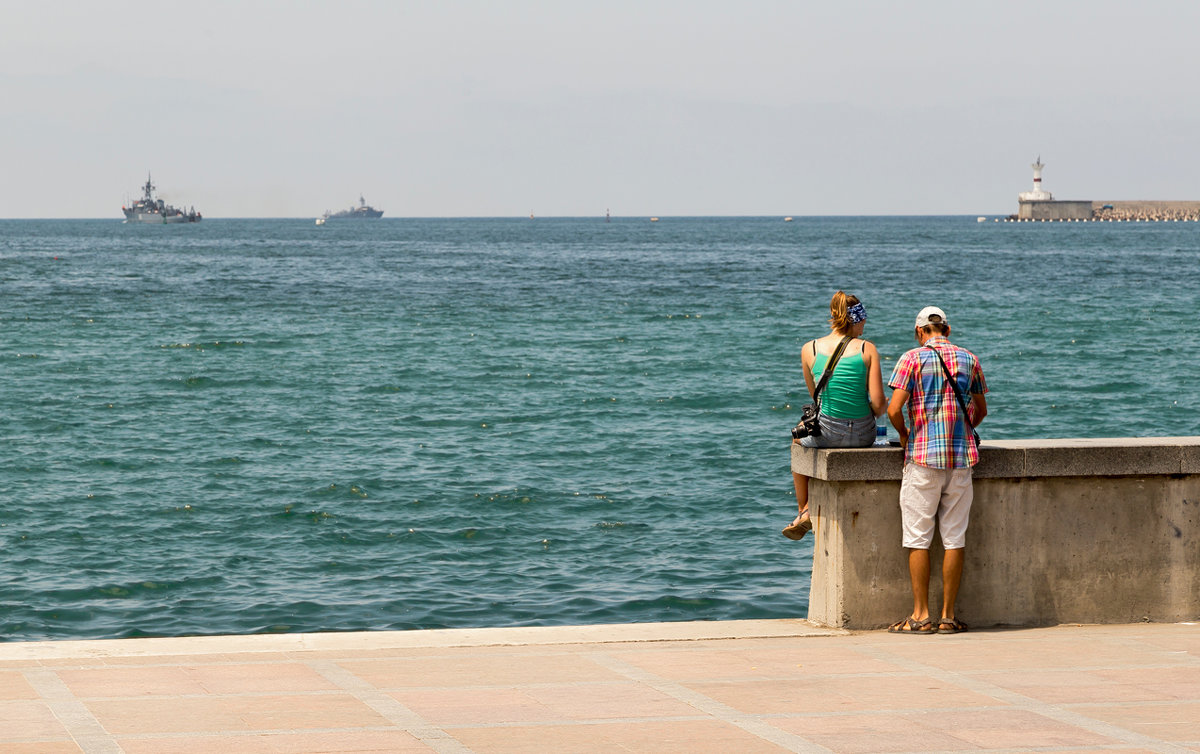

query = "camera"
791;404;820;439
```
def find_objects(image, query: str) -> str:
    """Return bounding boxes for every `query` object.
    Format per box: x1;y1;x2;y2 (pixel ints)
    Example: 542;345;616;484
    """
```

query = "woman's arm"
801;340;817;397
862;341;887;417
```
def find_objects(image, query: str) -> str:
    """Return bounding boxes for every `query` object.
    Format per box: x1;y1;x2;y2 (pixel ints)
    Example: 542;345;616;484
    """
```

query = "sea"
2;216;1198;642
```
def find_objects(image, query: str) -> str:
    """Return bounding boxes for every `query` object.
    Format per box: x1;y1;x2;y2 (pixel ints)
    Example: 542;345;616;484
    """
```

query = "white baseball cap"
915;306;948;328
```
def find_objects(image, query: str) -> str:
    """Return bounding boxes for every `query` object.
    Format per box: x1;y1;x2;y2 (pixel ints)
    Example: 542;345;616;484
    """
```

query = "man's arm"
970;392;987;427
888;388;910;446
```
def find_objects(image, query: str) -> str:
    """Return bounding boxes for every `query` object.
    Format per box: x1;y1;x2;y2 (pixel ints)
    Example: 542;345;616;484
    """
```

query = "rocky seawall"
1091;200;1200;222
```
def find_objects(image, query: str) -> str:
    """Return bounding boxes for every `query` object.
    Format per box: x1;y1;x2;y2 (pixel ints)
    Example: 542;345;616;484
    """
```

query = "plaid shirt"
888;336;987;469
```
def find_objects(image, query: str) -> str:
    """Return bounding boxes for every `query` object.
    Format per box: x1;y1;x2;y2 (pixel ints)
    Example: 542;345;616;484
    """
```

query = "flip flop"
781;516;812;540
888;617;937;634
938;619;968;634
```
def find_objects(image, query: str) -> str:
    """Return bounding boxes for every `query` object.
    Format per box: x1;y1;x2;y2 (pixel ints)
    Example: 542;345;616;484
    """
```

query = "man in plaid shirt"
885;306;987;635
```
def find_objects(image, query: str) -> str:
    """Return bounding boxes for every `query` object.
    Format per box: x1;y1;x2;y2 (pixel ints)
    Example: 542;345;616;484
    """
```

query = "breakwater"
1009;199;1200;222
1091;200;1200;222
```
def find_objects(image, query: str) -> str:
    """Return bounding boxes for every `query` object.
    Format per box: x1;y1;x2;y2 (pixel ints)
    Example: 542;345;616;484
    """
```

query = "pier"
1;620;1197;751
1;438;1196;750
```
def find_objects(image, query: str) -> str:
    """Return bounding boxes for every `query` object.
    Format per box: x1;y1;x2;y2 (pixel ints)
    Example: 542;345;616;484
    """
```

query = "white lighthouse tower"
1018;156;1054;202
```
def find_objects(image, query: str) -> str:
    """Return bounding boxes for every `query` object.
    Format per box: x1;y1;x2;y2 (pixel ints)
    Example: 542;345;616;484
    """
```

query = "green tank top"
812;347;872;419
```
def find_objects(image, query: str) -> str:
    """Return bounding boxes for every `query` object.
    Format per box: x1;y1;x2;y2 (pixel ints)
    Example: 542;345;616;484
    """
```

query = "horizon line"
0;213;1013;221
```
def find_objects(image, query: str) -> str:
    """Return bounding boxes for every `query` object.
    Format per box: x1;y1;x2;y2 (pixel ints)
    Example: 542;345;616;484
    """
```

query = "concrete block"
794;442;1020;481
820;447;903;481
807;479;908;628
1023;439;1181;477
1169;438;1200;474
1183;444;1200;475
790;443;822;478
808;473;1200;629
791;444;903;481
795;437;1200;481
804;437;1200;629
972;442;1027;479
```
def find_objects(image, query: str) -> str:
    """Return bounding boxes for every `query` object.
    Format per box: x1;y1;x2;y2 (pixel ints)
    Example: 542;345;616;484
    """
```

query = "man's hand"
887;388;910;446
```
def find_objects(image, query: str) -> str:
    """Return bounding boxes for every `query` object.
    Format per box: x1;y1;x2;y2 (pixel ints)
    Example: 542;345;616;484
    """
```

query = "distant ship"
322;195;384;220
122;174;201;223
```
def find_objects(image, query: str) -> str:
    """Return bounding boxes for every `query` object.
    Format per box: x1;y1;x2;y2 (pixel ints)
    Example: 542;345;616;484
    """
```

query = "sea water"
1;216;1197;641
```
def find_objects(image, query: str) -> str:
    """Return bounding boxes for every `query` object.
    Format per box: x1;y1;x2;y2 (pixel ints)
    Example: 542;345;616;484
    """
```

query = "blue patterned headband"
846;302;867;324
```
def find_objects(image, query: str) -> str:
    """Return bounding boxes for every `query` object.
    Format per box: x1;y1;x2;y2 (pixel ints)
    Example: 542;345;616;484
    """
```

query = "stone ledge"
0;620;842;661
793;437;1200;481
1180;443;1200;474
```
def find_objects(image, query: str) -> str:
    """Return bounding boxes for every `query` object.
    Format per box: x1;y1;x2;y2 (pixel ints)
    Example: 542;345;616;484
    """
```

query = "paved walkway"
0;620;1197;753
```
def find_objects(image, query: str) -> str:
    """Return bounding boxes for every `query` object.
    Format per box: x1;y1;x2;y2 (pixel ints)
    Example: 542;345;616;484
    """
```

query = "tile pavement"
0;619;1196;753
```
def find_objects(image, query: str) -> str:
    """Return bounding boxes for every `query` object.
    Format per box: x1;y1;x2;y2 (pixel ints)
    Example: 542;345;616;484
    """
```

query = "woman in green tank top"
783;291;887;540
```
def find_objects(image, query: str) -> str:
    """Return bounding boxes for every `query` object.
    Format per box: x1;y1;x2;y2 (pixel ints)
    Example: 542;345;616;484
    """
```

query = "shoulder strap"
925;345;980;446
813;335;853;404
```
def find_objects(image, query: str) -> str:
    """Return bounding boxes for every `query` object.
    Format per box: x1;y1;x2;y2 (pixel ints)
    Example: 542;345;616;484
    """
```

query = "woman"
783;291;887;540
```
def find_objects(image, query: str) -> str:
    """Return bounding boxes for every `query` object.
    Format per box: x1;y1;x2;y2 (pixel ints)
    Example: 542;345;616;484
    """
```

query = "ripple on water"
1;218;1197;640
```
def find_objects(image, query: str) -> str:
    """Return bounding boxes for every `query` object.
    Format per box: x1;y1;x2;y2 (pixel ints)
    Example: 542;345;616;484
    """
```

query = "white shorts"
899;462;973;550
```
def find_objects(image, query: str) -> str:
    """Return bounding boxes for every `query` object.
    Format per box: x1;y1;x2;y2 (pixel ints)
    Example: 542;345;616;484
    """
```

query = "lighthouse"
1018;156;1054;202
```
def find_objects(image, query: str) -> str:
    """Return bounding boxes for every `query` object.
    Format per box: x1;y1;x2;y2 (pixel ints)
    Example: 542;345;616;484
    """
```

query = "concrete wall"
1018;200;1094;220
792;438;1200;629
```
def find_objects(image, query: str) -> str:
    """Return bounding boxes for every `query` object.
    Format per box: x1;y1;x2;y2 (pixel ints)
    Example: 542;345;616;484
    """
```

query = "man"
886;306;987;634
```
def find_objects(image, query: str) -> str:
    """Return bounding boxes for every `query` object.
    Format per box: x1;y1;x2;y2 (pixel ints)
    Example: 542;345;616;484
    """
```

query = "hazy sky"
2;0;1197;218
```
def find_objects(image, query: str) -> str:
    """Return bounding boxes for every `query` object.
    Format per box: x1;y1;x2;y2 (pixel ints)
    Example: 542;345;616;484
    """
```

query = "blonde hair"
829;290;861;334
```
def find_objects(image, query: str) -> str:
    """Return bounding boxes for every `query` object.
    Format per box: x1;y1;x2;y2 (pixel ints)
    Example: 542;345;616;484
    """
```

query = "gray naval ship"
122;174;202;223
322;195;384;220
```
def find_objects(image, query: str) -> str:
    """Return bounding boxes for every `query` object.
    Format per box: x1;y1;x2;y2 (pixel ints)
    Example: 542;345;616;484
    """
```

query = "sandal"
888;617;937;634
781;514;812;540
938;619;968;634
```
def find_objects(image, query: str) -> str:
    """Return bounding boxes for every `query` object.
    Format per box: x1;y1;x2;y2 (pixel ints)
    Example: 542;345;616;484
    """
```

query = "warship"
122;174;201;223
322;195;384;220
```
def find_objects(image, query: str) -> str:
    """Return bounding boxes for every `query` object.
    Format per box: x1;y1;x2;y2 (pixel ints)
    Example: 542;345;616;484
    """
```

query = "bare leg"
941;548;965;621
782;471;813;539
908;548;931;621
791;471;809;521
